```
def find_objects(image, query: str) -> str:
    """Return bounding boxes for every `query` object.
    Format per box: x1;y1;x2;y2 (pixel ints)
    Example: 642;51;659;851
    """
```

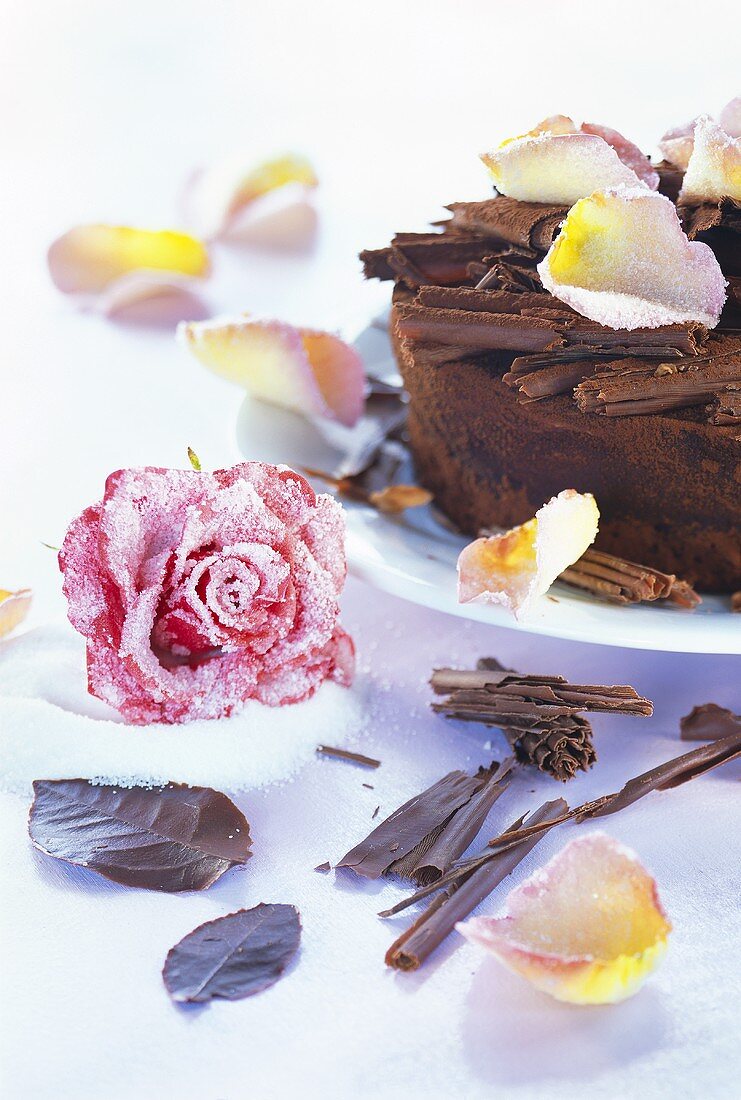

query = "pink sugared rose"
60;462;354;723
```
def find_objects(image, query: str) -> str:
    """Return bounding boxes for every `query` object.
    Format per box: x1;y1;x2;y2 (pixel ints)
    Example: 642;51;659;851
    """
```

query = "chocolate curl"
336;760;513;883
384;799;567;971
559;548;701;608
680;703;741;741
575;351;741;417
679;196;741;241
445;196;568;252
431;658;652;781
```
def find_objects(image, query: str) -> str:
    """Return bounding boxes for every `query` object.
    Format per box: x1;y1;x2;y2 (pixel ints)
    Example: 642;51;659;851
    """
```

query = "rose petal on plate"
657;118;698;170
179;316;365;427
457;489;599;619
538;187;727;329
481;132;646;204
581;122;659;189
48;225;210;295
718;96;741;138
183;153;318;239
0;589;32;639
96;272;210;325
679;116;741;203
457;833;671;1005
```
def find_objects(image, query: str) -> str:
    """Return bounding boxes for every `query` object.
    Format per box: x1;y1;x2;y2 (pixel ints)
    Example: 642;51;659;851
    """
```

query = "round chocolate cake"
362;186;741;594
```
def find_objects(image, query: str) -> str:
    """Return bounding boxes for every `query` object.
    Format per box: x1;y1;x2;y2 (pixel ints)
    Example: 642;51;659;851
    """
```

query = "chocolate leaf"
163;904;301;1004
29;779;252;892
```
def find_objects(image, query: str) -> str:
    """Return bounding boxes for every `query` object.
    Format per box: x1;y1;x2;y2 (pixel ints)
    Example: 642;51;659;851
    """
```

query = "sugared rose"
59;462;354;723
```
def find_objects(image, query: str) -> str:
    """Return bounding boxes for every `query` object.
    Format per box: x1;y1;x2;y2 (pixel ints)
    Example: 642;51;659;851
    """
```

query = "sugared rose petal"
580;122;659;189
481;125;648;204
180;316;365;428
48;225;210;295
679;116;741;203
0;588;32;639
183;153;318;239
457;489;599;619
718;96;741;138
658;118;698;170
538;188;727;329
96;272;210;324
458;833;671;1005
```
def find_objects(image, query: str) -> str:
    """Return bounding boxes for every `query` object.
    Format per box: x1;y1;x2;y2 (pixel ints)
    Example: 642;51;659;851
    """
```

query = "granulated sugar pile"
0;624;362;796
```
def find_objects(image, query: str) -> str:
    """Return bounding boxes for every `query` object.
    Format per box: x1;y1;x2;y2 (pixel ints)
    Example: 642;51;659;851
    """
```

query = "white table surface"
1;3;740;1097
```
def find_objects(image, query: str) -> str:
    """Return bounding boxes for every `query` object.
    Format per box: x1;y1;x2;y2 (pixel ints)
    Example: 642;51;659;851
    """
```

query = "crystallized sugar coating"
59;462;354;724
679;116;741;203
481;132;648;205
538;187;727;330
580;122;659;189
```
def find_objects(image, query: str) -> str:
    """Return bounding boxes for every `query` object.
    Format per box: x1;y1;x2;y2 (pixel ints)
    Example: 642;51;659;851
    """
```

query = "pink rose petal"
180;316;366;428
581;121;659;189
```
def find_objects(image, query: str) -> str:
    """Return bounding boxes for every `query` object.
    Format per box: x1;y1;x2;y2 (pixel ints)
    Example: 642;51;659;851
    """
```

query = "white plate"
234;317;740;655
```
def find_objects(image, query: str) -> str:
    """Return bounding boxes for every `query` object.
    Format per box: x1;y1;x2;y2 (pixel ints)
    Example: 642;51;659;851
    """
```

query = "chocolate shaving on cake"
575;349;741;416
384;799;565;971
680;703;741;741
316;745;381;769
654;160;685;204
360;233;493;290
445;196;568;252
679;197;741;241
559;548;701;607
379;730;741;922
707;383;741;425
431;658;651;780
336;760;513;884
396;294;707;365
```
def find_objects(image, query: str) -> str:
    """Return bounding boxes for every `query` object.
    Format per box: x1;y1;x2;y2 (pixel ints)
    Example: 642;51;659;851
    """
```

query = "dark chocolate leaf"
29;779;252;892
163;904;301;1003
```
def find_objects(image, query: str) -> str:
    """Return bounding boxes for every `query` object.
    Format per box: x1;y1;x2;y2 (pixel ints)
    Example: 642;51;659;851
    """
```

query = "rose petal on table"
457;833;671;1005
718;96;741;138
457;490;599;619
658;117;699;170
183;153;318;239
179;316;365;427
580;122;659;189
96;272;210;325
0;588;32;639
538;187;727;329
481;132;646;205
679;116;741;203
48;224;210;294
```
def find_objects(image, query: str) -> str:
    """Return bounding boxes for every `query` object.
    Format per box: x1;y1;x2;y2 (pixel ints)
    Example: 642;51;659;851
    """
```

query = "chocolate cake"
362;190;741;593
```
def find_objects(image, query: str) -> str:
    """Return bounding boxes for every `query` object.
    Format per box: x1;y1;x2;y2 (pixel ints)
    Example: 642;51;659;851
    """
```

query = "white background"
1;2;740;1098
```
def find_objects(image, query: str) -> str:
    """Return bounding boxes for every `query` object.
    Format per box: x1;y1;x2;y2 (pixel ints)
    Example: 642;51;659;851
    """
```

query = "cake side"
392;300;741;591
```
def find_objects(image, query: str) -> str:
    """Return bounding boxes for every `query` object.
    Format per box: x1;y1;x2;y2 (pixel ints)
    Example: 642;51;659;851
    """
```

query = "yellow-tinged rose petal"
481;132;645;204
183;153;318;239
179;315;365;427
48;225;210;295
458;833;671;1005
679;116;741;203
0;589;32;639
457;489;599;619
538;188;727;329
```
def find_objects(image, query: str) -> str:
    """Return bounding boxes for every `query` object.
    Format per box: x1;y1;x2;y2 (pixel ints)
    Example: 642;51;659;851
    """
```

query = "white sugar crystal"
0;623;361;796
